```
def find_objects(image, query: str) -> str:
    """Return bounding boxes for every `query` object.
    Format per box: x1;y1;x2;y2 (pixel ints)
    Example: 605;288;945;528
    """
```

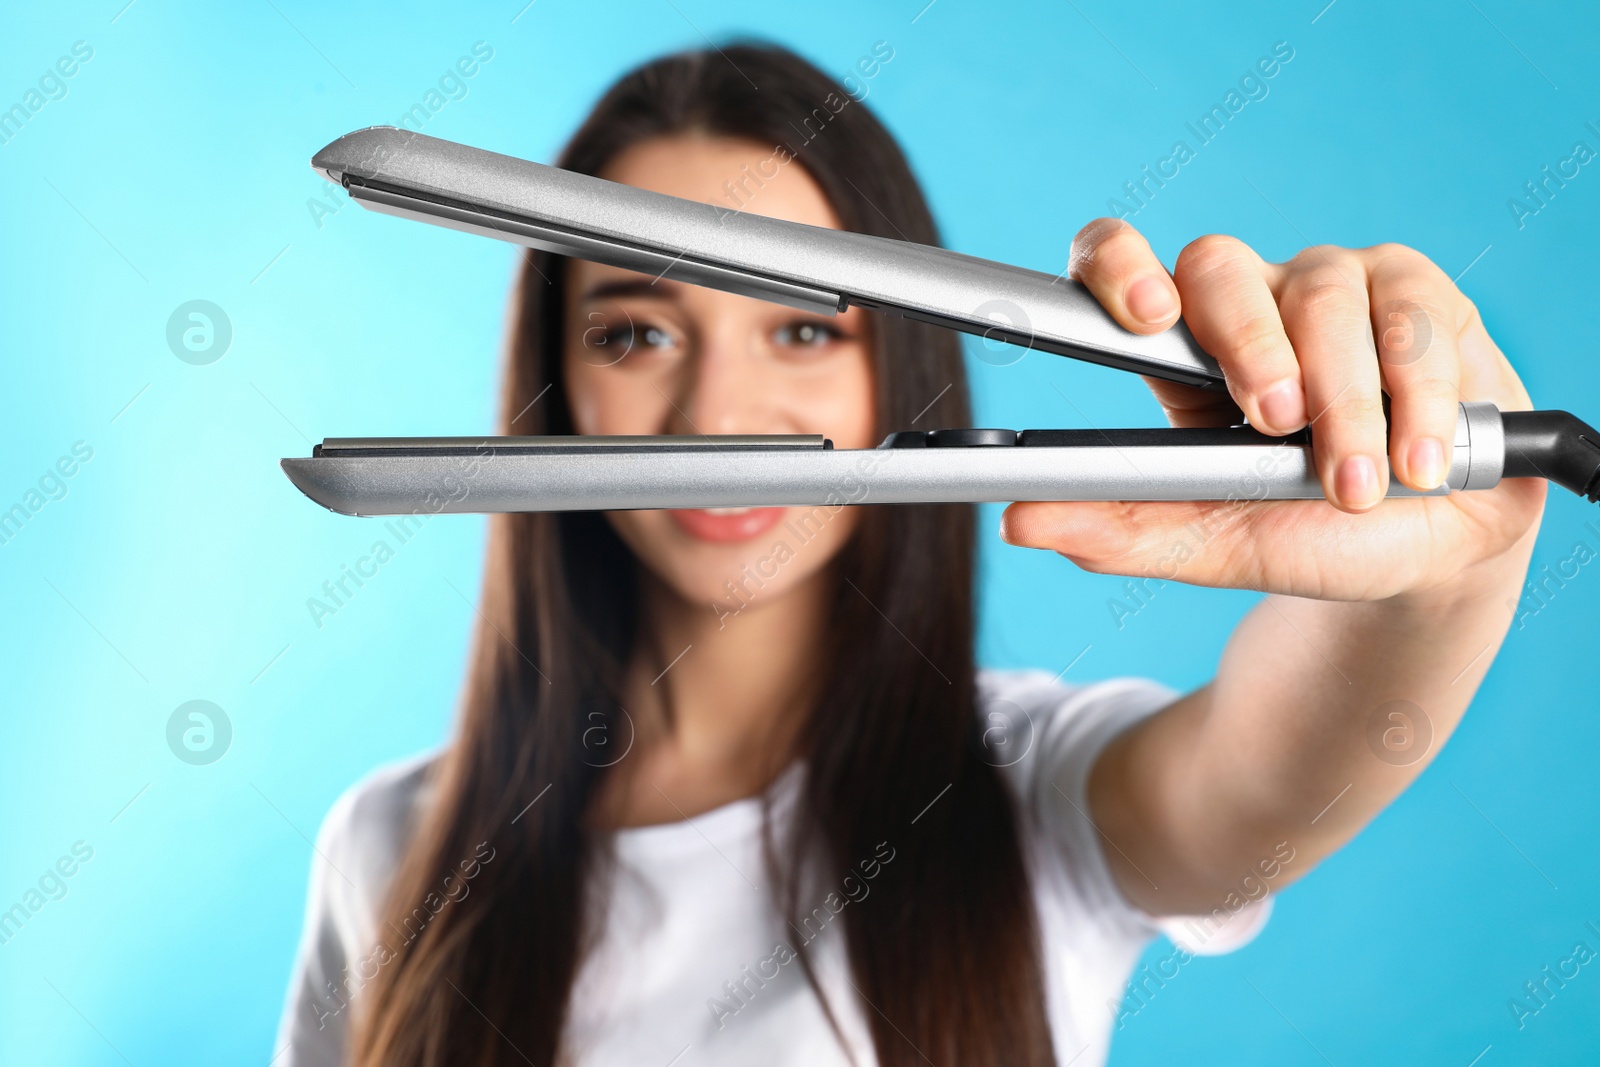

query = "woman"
277;43;1542;1067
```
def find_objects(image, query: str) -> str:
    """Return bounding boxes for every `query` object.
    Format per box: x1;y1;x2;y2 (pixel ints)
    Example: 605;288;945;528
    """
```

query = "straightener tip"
310;125;409;186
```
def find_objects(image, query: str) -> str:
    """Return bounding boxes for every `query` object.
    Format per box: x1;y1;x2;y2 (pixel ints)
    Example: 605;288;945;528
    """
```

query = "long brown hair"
353;42;1055;1066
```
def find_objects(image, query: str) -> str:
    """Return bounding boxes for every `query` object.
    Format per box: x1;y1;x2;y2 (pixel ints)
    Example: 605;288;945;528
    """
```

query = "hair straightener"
281;126;1600;516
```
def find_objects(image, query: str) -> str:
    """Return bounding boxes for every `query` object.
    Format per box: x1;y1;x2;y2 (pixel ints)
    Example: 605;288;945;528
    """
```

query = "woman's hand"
1026;223;1552;915
999;219;1546;603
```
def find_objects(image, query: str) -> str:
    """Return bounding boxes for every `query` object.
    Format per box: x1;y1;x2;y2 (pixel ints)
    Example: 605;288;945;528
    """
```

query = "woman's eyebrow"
578;278;681;302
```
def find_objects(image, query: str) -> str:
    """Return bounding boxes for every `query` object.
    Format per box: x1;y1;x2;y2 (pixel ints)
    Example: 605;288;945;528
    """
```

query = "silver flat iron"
281;126;1600;516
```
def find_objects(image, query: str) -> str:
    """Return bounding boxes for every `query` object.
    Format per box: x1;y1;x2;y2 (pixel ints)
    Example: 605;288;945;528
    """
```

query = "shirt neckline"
610;759;806;857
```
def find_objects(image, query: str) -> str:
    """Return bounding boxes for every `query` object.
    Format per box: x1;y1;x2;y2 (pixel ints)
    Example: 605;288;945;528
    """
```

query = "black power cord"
1502;411;1600;503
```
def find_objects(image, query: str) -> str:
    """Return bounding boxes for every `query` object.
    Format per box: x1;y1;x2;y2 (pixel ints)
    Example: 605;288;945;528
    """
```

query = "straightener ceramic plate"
281;126;1600;515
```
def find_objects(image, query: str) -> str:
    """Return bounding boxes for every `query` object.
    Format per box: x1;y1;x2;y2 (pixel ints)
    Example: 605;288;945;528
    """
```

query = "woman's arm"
1083;542;1534;915
1000;222;1547;915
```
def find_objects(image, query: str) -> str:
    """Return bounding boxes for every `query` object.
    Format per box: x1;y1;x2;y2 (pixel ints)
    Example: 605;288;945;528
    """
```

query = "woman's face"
562;134;878;615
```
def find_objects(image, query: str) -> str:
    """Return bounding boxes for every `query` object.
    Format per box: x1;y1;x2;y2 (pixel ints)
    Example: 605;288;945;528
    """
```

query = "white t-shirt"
274;670;1270;1066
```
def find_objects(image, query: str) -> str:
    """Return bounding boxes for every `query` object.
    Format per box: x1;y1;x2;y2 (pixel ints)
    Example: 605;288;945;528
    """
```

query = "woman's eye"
638;325;677;349
774;321;841;348
605;323;677;350
580;315;679;364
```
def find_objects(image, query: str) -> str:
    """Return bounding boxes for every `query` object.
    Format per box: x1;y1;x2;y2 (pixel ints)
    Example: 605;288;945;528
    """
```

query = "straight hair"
353;42;1056;1067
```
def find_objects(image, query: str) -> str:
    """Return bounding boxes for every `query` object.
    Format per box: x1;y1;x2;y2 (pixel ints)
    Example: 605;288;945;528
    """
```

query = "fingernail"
1337;454;1382;511
1408;436;1447;491
1125;274;1177;325
1257;379;1306;433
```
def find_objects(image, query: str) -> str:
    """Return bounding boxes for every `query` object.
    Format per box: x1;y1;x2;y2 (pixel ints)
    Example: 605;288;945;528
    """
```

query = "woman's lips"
667;506;787;542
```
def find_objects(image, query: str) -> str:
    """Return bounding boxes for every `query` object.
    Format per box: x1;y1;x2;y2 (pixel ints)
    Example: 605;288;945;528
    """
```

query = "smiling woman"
275;36;1544;1067
278;43;1128;1067
562;131;879;607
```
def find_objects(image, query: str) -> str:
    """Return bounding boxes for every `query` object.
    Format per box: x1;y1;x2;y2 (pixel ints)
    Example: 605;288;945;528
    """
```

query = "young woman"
277;44;1542;1067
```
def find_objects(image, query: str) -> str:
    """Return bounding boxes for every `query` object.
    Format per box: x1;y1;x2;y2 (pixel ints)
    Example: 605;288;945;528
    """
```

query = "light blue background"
3;1;1598;1063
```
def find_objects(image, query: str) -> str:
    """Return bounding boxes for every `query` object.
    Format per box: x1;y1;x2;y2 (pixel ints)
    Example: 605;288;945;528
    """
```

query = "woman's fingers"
1068;218;1181;333
1040;222;1544;597
1365;246;1464;491
1272;248;1389;512
1172;235;1303;433
1071;221;1246;429
1070;222;1508;512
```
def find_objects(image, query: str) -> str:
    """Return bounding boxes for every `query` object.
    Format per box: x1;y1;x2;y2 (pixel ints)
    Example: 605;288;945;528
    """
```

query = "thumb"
998;499;1271;590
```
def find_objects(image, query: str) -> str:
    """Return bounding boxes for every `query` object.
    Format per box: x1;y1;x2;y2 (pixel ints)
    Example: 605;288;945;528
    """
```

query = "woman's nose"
673;334;772;436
